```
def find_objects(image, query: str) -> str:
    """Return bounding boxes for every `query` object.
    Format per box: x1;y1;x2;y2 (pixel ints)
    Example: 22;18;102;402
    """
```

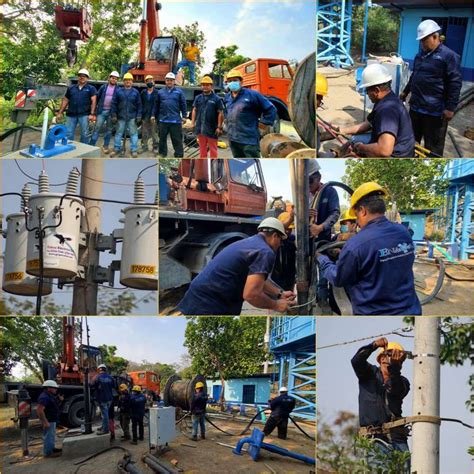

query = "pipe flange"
163;374;181;407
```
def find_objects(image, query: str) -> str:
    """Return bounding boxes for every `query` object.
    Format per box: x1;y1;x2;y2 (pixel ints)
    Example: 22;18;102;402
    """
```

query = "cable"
203;409;266;437
14;160;68;186
75;167;157;187
138;162;158;177
418;257;446;306
35;212;44;316
288;415;316;441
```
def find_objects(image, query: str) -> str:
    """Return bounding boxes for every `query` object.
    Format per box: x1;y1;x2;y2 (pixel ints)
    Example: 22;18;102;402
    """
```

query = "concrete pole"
72;160;103;315
411;317;440;474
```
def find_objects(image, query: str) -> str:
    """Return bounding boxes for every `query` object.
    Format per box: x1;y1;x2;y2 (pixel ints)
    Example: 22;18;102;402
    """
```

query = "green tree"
184;316;266;405
343;159;449;211
213;45;251;76
127;360;178;386
98;344;129;375
351;5;400;57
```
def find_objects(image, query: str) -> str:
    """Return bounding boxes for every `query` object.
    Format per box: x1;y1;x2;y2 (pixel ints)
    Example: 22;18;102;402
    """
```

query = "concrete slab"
61;431;110;459
1;141;101;159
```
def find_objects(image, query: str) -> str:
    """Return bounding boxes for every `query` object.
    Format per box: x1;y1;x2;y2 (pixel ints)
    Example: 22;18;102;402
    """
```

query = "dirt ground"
317;66;474;158
0;406;316;474
1;121;298;159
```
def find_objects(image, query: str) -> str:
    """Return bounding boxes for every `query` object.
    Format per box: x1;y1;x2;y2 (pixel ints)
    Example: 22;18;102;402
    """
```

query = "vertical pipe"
295;160;309;311
362;0;369;62
411;317;440;474
40;107;49;149
263;315;271;374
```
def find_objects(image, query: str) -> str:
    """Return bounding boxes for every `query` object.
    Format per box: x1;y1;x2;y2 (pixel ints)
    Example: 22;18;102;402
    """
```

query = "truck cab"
128;370;160;399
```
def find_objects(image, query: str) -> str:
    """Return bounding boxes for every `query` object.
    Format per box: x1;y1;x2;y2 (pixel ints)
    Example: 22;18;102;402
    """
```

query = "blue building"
206;375;272;406
400;209;435;241
270;316;316;421
376;0;474;81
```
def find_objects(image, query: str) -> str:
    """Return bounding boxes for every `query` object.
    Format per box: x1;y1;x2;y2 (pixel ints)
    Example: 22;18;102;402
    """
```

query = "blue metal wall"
398;8;474;81
206;377;271;405
400;213;427;241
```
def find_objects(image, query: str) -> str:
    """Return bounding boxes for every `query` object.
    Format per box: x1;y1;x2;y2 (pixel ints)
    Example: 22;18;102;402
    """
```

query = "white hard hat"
98;364;107;370
279;386;288;392
165;72;176;80
109;71;120;78
257;217;287;240
307;159;321;176
78;68;90;78
359;63;392;89
43;380;59;388
416;19;441;41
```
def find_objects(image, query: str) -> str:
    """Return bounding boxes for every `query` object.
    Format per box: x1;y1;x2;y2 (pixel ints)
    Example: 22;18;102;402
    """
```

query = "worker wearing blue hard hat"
400;19;462;157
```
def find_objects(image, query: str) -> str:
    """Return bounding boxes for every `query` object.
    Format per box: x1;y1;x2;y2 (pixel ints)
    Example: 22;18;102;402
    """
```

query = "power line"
75;166;157;187
14;160;68;186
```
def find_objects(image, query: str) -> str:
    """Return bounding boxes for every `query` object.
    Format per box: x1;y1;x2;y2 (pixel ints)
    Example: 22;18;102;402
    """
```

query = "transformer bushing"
163;375;207;411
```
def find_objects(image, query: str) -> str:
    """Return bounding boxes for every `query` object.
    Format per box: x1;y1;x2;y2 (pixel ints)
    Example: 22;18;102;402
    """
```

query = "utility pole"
411;317;440;474
263;315;271;374
72;159;103;315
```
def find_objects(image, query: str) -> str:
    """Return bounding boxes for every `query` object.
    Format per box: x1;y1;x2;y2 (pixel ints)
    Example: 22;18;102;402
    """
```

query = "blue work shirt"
405;43;462;116
91;373;115;403
96;83;119;115
37;390;60;423
367;91;415;158
178;233;276;315
65;83;97;117
155;86;187;123
193;92;224;139
352;343;410;442
191;392;208;415
224;88;276;146
311;186;340;242
317;216;421;315
141;88;159;119
129;392;146;419
269;394;296;418
111;87;142;121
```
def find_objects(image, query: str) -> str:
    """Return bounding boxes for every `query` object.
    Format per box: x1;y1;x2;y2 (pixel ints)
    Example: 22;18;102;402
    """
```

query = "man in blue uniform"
224;69;276;158
141;74;159;154
154;72;187;157
263;387;296;440
56;68;97;144
352;338;410;472
317;182;421;315
401;19;462;157
191;381;208;441
36;380;63;457
91;364;116;435
129;385;147;445
340;64;415;158
178;218;296;315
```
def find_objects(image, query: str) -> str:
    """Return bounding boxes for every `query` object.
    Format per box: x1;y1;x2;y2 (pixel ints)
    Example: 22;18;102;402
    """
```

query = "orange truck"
128;370;161;398
232;58;295;132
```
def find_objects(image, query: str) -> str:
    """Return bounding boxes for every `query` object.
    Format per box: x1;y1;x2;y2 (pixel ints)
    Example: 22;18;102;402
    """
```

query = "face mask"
228;81;241;92
340;224;349;233
147;82;154;88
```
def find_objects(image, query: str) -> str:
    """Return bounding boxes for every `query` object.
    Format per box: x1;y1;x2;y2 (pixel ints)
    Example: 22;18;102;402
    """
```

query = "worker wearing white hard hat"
400;19;462;156
154;71;187;157
89;71;121;152
56;67;97;144
37;380;64;457
338;63;415;158
177;216;297;315
90;364;116;436
263;387;296;439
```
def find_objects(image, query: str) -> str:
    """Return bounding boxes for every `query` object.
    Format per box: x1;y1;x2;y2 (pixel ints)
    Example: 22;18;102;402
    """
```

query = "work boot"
138;437;144;441
192;435;198;441
45;452;61;458
131;151;138;158
97;430;109;436
110;434;115;441
102;146;110;154
201;434;205;440
109;150;120;157
130;440;138;445
152;147;159;154
53;448;62;453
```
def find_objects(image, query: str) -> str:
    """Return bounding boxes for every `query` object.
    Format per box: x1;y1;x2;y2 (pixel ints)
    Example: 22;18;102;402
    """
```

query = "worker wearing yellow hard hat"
352;336;410;468
130;384;146;445
191;380;208;441
316;181;421;315
118;383;131;441
335;209;358;242
191;75;224;158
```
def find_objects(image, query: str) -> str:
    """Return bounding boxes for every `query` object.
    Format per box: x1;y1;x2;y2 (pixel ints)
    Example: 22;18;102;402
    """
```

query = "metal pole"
263;315;271;374
83;316;92;434
295;160;309;312
72;160;103;315
411;317;440;474
361;0;370;63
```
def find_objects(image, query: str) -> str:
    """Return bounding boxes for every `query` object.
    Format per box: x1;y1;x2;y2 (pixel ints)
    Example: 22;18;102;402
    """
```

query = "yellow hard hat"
200;76;213;85
278;211;295;230
145;74;154;81
376;342;405;363
348;182;387;218
119;384;128;391
132;385;142;392
123;73;134;80
195;382;205;389
316;72;328;96
339;210;357;223
226;69;243;80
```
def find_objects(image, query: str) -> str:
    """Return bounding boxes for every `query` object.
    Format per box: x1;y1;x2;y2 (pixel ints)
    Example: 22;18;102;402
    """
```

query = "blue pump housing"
20;125;76;158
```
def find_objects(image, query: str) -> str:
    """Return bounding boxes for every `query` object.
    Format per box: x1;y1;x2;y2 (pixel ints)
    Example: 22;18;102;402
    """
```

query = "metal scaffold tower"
444;159;474;260
317;0;354;67
270;317;316;421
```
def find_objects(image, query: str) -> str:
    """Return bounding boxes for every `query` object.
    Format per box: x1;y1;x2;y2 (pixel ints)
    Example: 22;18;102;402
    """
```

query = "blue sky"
160;1;315;70
1;159;158;315
317;317;473;474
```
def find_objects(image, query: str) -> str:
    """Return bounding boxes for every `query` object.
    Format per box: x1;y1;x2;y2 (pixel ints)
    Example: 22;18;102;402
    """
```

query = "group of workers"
317;19;462;158
56;42;276;158
178;159;420;316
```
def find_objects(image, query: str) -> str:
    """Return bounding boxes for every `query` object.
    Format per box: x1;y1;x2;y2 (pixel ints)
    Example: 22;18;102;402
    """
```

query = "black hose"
289;415;316;441
35;214;44;316
419;257;446;306
0;125;43;142
203;409;264;437
73;445;131;465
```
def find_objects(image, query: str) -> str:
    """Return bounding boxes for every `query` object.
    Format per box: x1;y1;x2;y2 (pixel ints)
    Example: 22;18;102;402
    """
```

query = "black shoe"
192;435;198;441
138;437;144;441
201;434;205;440
53;448;62;453
130;440;138;445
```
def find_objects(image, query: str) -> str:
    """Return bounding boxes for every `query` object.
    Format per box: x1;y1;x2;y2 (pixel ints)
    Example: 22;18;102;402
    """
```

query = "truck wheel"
68;401;86;428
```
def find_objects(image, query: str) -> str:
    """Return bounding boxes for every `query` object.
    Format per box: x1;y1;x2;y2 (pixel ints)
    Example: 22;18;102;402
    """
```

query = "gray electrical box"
149;406;177;447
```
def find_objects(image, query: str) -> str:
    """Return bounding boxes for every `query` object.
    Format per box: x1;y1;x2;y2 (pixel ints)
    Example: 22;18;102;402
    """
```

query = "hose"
288;415;316;441
73;445;131;465
204;409;264;436
418;257;446;306
0;125;43;142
